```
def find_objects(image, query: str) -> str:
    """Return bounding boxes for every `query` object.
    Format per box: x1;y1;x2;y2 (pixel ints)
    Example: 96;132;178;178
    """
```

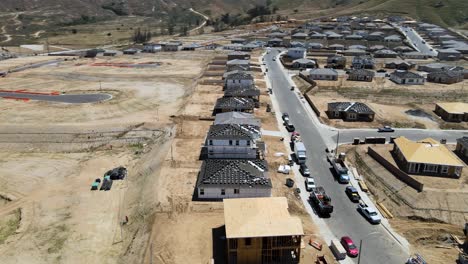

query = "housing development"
0;7;467;264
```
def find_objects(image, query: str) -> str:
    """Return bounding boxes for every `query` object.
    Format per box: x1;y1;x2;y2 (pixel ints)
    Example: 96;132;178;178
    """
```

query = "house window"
441;166;448;174
408;79;414;83
424;164;438;173
209;140;213;145
236;140;239;146
348;113;357;119
247;140;250;146
221;189;226;195
200;189;205;195
408;163;416;173
245;238;252;246
234;189;240;194
229;140;233;145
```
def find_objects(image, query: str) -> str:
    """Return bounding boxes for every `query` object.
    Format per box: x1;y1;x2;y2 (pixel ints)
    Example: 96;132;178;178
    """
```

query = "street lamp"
357;231;381;264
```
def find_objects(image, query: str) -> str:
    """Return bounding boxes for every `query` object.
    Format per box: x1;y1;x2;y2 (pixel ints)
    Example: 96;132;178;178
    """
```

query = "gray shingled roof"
328;102;374;114
206;124;259;140
224;86;260;97
348;69;375;77
226;59;250;66
391;70;424;79
215;97;255;110
224;71;254;80
214;112;261;126
197;159;271;188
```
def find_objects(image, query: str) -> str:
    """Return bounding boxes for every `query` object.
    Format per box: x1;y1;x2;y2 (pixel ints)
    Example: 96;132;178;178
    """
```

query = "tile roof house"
306;68;338;81
389;70;424;85
393;137;464;178
307;42;324;50
292;58;317;69
435;102;468;122
214;97;255;115
347;69;375;82
328;44;345;51
402;51;429;60
290;41;306;48
227;51;251;61
417;63;449;72
196;159;272;199
437;49;462;61
267;38;283;47
287;47;306;59
214;112;261;127
326;55;346;69
327;102;375;121
367;31;385;41
455;137;468;163
374;49;398;58
309;32;327;39
205;124;261;159
384;60;415;70
352;55;375;69
427;70;464;84
291;32;308;39
224;71;255;90
224;197;303;264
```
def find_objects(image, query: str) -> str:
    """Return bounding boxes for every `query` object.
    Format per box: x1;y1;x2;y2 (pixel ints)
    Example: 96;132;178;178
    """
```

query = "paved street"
264;49;417;264
394;24;438;56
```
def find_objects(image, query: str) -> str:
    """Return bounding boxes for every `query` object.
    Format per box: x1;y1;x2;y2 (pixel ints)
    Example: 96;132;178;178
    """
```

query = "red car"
340;236;359;257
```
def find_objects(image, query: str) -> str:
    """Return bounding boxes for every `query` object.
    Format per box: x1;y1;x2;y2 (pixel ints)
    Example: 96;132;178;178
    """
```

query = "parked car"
282;113;290;122
377;126;394;132
345;186;360;203
340;236;359;257
286;124;295;132
357;203;381;224
286;178;294;188
272;57;276;61
299;164;311;177
305;178;316;191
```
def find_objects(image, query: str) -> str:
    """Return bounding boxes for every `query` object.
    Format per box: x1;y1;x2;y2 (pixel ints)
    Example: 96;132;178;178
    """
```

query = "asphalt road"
0;92;112;103
394;24;438;57
265;50;409;264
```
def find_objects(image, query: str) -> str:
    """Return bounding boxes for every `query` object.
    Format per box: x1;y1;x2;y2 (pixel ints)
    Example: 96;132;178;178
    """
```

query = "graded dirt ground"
0;50;214;264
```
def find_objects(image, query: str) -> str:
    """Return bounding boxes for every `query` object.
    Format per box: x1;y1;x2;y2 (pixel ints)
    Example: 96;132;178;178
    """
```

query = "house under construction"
223;197;304;264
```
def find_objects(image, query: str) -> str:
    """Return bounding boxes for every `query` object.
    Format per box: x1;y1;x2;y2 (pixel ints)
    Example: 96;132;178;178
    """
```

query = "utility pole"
335;130;340;158
358;239;363;264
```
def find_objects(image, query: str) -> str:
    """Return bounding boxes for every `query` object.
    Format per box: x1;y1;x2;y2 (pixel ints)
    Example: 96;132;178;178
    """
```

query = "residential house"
224;71;254;90
367;31;385;41
224;197;304;264
224;44;244;51
162;43;179;51
287;48;306;59
347;69;375;82
307;68;338;81
309;32;327;39
343;49;366;56
205;43;221;50
226;64;250;72
345;34;363;40
307;42;324;50
182;43;201;51
437;49;462;61
403;51;429;60
213;97;255;114
123;48;140;55
228;51;251;61
352;55;375;69
348;45;367;50
384;60;415;70
214;112;261;127
290;41;306;48
394;46;413;52
327;102;375;121
374;49;398;58
427;70;464;84
455;137;468;162
326;55;346;69
226;59;250;69
368;45;385;52
196;160;272;199
224;86;260;104
205;124;260;159
231;38;247;44
417;63;449;72
393;137;464;178
267;32;287;39
389;70;424;85
292;58;317;69
240;43;258;52
291;32;308;40
143;43;162;53
384;34;402;42
267;38;283;47
435;102;468;122
103;50;117;56
328;44;345;51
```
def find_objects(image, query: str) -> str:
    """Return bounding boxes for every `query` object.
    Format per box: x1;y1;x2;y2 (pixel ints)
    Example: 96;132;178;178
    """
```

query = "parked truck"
330;239;347;260
294;141;307;164
310;187;333;216
329;153;350;183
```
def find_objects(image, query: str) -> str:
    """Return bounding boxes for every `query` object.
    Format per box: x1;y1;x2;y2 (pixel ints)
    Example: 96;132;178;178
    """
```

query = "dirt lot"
343;144;467;263
293;68;468;129
0;51;213;263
